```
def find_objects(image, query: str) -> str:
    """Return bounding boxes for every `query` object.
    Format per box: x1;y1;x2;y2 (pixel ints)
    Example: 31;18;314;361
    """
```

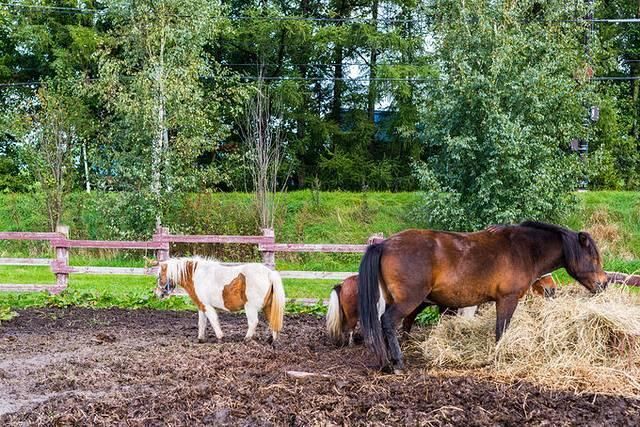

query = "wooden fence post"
261;228;275;269
53;224;69;293
154;225;170;262
368;232;385;245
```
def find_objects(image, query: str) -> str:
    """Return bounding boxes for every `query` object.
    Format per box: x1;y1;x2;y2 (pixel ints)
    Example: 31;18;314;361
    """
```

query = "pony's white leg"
457;306;478;318
244;305;259;341
348;331;354;347
204;305;224;340
198;310;207;342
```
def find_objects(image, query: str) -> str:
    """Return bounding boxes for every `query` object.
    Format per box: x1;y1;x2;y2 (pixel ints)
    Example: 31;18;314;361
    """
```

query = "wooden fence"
0;225;384;294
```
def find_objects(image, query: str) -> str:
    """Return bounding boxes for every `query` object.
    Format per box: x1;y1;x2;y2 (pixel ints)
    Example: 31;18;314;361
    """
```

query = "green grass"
1;190;638;311
566;191;640;257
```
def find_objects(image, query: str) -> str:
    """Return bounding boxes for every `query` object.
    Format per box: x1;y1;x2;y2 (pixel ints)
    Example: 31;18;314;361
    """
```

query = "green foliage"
0;0;639;195
415;306;439;326
587;88;640;190
0;305;17;323
0;289;195;312
414;0;588;230
285;300;327;316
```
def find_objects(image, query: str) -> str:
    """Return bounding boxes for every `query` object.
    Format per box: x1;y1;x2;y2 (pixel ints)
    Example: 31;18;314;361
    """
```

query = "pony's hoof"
197;338;206;344
393;368;405;375
244;336;254;343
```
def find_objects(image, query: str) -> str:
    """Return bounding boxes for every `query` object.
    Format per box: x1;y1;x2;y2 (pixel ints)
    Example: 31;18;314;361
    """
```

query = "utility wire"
4;75;640;88
592;76;640;80
3;3;640;24
0;3;96;14
0;76;436;87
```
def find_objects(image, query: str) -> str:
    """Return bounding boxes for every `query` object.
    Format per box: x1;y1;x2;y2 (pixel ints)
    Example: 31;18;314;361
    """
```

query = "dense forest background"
0;0;639;231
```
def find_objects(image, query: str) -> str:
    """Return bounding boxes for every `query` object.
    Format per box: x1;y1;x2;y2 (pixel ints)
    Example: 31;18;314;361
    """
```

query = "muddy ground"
1;308;639;426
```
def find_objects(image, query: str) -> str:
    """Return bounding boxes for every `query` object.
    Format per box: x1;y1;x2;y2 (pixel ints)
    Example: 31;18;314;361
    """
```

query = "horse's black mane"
518;221;599;271
519;221;573;236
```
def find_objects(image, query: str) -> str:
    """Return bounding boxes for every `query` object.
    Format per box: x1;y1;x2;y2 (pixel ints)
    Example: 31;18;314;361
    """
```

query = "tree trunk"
151;33;167;197
331;0;349;124
367;0;379;123
82;142;91;193
632;62;639;140
332;47;344;123
633;0;640;139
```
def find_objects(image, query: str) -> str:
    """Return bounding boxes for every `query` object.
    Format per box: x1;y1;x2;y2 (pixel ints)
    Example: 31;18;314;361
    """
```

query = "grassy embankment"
0;191;638;311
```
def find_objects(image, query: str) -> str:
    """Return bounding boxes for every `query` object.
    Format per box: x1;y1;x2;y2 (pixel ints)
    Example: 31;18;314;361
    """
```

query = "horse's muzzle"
592;281;607;294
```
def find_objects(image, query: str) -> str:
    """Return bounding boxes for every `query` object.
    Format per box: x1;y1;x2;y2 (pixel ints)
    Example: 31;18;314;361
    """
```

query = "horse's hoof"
393;368;405;375
380;365;394;374
197;338;206;344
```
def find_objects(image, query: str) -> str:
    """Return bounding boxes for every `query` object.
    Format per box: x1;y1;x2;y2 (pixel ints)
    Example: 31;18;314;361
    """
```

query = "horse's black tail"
358;242;387;367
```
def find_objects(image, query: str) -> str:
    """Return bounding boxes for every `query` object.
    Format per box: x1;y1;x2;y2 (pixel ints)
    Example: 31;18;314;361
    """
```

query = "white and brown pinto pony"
153;257;285;343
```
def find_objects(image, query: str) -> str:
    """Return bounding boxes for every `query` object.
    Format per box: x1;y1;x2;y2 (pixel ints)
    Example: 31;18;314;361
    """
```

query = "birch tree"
25;79;91;229
98;0;232;199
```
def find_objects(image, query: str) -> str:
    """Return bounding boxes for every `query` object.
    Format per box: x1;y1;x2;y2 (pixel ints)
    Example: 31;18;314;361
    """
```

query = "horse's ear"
144;256;159;267
578;232;590;248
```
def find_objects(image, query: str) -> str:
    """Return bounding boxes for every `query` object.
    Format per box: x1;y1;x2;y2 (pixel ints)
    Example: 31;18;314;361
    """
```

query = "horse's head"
564;231;608;294
154;263;176;299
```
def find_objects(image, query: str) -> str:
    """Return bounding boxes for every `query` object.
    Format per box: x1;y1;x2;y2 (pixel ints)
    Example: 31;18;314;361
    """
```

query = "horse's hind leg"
244;305;259;341
381;305;407;374
204;305;224;341
198;310;207;343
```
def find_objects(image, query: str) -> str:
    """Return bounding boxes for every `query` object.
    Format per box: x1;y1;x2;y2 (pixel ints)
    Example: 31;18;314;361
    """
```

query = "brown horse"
358;221;607;373
326;272;557;345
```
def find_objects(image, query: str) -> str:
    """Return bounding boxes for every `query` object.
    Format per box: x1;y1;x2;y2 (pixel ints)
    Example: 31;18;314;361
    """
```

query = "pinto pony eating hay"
153;257;285;343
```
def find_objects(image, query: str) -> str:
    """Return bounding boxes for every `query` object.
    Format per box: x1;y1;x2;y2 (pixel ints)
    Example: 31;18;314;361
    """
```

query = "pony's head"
563;230;608;293
154;263;176;299
153;258;199;299
522;222;607;294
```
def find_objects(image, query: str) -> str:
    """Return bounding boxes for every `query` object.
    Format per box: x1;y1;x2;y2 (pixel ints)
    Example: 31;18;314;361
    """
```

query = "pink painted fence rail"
0;225;383;294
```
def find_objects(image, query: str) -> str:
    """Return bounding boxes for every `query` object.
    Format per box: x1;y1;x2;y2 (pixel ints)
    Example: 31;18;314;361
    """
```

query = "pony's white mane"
163;256;219;283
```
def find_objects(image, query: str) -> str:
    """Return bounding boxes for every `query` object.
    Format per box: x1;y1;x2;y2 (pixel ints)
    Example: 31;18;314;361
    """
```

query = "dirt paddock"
1;308;639;426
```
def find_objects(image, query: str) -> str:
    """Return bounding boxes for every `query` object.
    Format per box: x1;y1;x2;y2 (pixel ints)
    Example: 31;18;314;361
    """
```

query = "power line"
0;3;426;23
592;76;640;81
221;62;431;67
5;74;640;88
591;18;640;23
3;4;640;25
0;3;96;14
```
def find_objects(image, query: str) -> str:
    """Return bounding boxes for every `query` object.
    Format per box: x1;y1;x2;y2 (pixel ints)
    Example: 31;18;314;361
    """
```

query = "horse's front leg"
495;294;519;341
244;305;259;341
198;310;207;343
204;305;224;341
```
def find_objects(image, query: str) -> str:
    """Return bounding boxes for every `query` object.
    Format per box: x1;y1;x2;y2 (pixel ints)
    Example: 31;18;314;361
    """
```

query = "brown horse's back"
380;228;529;309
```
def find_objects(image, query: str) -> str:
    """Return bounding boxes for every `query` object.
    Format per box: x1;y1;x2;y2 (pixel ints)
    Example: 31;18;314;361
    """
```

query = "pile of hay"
416;287;640;397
